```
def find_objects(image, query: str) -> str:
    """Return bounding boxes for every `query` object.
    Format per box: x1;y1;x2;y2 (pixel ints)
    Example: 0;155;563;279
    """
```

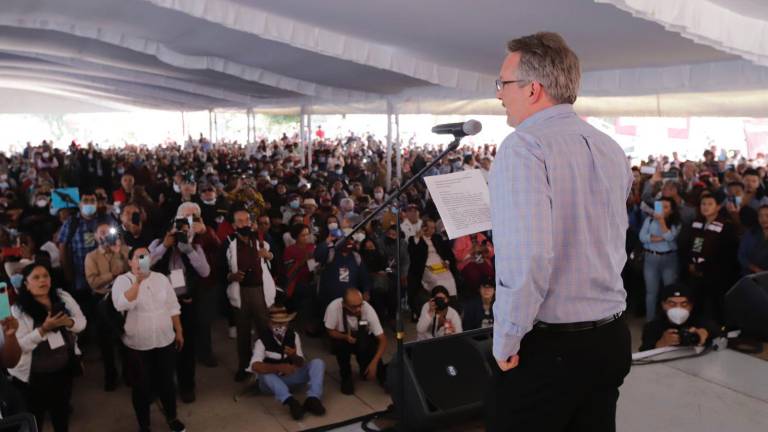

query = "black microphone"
431;120;482;137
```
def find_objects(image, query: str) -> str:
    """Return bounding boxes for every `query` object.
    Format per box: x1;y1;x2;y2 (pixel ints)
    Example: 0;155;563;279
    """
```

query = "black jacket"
407;234;456;293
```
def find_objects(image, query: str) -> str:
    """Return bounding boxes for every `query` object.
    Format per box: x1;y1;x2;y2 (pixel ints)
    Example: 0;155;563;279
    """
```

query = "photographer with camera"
639;283;719;351
324;287;387;395
416;286;462;341
84;223;130;391
148;204;210;403
119;203;154;248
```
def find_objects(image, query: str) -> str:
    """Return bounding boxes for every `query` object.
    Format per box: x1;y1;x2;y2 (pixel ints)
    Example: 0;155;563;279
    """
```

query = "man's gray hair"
506;32;581;105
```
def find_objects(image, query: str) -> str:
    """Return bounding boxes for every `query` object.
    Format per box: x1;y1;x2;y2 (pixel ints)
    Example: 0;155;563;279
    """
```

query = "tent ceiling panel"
0;0;765;115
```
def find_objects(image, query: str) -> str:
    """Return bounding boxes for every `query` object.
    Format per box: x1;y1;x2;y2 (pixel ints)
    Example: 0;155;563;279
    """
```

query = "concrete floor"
65;316;768;432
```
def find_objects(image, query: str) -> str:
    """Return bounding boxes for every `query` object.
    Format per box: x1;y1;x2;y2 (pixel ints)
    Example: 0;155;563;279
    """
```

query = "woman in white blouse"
112;246;186;432
416;286;462;341
9;263;86;432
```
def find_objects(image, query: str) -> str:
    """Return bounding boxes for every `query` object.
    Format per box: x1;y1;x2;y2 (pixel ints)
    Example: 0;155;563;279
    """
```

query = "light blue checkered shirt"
489;104;632;360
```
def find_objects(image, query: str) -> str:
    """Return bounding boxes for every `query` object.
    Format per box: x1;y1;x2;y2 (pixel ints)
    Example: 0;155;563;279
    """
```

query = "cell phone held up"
174;218;189;244
0;282;11;320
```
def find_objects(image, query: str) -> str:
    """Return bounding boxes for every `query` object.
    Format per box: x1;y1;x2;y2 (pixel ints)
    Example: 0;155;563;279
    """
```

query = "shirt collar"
516;104;575;131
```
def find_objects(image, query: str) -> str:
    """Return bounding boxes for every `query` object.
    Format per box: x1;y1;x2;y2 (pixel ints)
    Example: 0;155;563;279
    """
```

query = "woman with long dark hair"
8;263;86;432
638;196;681;321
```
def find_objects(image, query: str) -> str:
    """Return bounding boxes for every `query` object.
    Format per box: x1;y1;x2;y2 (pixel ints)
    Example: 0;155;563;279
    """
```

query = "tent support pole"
181;111;186;141
395;112;401;184
386;100;393;190
306;111;312;168
299;105;307;162
208;109;213;142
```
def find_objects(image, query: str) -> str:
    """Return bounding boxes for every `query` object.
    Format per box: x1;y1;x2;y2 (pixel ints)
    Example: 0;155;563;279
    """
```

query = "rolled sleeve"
186;245;211;278
111;274;137;312
489;133;553;360
60;290;86;334
661;224;680;242
148;240;167;265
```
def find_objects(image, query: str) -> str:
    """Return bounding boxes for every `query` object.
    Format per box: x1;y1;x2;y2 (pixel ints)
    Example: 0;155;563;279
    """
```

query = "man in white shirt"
400;204;423;243
250;304;326;420
112;246;186;432
324;288;387;395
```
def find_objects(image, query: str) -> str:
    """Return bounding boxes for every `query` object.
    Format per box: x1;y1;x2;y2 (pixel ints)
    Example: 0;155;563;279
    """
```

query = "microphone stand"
335;135;462;431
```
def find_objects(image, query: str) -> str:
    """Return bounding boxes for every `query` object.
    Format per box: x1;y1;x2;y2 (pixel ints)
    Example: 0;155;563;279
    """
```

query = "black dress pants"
486;317;632;432
177;300;196;393
124;344;177;430
332;335;385;382
13;369;73;432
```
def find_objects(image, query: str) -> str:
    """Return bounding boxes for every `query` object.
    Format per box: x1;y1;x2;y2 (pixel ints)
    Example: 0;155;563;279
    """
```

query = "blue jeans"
258;359;325;403
643;251;679;321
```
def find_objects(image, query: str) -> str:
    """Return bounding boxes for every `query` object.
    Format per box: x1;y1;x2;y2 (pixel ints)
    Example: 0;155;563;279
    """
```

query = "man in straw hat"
249;304;326;420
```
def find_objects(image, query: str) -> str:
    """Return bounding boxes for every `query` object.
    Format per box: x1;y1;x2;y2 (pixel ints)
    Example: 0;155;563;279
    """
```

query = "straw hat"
268;304;297;323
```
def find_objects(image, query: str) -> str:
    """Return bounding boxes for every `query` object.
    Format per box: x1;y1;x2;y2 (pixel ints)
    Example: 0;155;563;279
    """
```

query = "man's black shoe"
179;390;196;404
284;397;305;420
340;378;354;395
303;397;326;416
234;370;249;382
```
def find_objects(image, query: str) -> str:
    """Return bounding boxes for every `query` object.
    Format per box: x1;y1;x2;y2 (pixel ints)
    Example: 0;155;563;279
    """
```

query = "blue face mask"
10;273;23;291
81;204;97;217
289;200;300;209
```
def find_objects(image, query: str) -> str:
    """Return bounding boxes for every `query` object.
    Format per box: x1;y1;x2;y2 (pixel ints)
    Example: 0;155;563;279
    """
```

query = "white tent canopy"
1;0;767;116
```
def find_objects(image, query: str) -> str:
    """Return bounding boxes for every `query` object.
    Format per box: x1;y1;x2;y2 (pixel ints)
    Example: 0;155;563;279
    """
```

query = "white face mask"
374;192;384;200
666;307;690;325
327;223;339;231
202;198;216;205
173;183;181;193
35;198;49;208
352;232;366;243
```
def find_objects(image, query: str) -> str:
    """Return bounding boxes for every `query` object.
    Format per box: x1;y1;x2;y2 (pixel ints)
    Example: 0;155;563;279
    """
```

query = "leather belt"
644;249;676;256
534;313;622;333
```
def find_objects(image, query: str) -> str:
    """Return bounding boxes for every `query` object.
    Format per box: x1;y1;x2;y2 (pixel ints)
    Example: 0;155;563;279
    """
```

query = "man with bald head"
324;288;387;395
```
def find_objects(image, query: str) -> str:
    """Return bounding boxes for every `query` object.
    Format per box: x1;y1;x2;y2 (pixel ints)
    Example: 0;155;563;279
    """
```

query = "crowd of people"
0;133;498;431
0;131;765;431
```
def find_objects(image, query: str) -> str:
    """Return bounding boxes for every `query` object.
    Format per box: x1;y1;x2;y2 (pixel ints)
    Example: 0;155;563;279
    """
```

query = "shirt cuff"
492;319;528;360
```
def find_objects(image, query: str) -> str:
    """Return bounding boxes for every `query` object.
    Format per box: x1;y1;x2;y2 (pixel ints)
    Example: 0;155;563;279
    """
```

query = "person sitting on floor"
250;304;326;421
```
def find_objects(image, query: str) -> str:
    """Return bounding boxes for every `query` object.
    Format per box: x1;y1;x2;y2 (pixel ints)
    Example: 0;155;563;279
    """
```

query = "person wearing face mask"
84;223;130;391
225;209;276;383
639;283;718;351
249;304;326;420
315;230;372;313
112;247;185;432
148;206;211;402
324;288;387;395
57;190;107;342
281;193;303;225
197;182;229;231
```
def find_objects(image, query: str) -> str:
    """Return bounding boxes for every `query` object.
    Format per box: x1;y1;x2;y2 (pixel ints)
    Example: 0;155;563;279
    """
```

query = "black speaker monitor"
725;272;768;340
388;327;494;431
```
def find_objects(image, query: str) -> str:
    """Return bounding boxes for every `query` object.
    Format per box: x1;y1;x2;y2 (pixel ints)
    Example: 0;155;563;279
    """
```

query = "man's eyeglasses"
495;79;529;92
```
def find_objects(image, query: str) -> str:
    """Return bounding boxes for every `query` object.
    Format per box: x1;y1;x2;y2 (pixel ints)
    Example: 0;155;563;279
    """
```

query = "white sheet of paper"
307;258;318;272
47;330;66;349
170;269;186;288
423;170;492;239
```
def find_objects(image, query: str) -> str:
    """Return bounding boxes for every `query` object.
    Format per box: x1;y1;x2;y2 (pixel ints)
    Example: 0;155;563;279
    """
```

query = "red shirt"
282;243;315;297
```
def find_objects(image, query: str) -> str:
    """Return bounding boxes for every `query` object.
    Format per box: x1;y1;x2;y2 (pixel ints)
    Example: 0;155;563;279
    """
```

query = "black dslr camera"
174;218;189;244
677;328;701;346
434;297;448;312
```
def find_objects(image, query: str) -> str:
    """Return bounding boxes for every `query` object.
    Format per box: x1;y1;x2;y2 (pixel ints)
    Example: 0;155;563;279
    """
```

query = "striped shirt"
489;104;632;360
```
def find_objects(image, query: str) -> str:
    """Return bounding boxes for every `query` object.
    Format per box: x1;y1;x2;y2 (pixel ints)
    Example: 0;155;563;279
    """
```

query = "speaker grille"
409;336;491;411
